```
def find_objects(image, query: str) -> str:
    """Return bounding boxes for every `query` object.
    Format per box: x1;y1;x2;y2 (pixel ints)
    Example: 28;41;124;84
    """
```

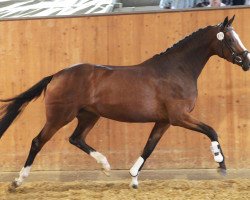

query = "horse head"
215;16;250;71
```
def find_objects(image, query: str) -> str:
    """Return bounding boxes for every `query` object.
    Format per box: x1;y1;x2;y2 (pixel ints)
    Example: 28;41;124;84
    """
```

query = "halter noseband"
219;27;249;67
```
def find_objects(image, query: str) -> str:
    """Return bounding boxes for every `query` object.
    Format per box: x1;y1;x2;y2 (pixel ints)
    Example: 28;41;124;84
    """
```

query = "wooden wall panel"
0;8;250;171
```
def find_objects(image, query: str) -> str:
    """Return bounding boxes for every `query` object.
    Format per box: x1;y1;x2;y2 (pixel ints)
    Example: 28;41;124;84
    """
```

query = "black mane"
157;25;216;56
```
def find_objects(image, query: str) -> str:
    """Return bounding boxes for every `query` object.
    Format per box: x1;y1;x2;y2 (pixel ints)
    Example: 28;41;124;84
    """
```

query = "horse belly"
91;91;165;122
97;105;163;122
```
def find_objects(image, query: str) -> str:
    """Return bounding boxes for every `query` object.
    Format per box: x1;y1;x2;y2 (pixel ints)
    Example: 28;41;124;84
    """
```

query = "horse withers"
0;16;249;189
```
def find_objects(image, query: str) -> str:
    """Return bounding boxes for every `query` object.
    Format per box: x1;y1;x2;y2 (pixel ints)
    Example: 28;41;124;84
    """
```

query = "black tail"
0;75;53;138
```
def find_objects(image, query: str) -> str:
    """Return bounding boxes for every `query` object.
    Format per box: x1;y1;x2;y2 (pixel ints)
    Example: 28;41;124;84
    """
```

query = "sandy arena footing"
0;169;250;200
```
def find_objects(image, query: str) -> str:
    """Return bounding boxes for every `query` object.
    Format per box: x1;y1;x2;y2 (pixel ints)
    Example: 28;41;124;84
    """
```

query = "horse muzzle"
241;51;250;71
242;63;250;71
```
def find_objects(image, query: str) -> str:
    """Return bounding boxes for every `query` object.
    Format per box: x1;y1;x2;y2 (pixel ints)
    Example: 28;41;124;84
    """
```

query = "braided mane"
158;25;216;56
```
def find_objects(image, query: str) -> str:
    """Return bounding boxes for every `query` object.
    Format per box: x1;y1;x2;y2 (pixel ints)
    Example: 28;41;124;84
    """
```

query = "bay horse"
0;16;249;190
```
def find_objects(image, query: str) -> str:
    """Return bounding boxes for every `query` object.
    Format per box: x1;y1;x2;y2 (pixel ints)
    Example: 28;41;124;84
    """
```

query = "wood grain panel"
0;8;250;171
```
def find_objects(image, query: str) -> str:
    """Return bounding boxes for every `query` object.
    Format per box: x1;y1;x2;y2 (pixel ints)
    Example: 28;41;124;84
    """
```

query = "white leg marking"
130;156;144;177
90;151;111;171
14;166;31;187
130;175;139;189
210;141;224;163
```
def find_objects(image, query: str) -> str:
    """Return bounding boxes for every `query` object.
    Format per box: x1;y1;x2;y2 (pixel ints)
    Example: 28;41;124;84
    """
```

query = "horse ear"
222;16;229;28
227;15;235;26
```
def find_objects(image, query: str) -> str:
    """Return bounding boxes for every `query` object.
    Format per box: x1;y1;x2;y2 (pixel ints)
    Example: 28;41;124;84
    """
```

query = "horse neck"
151;27;216;80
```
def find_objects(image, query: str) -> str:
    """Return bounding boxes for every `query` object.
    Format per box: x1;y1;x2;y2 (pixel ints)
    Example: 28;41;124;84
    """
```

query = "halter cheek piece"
217;28;249;66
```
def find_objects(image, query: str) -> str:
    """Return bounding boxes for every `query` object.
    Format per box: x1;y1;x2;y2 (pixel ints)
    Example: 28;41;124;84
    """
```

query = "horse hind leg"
9;122;64;191
9;104;77;191
69;110;111;175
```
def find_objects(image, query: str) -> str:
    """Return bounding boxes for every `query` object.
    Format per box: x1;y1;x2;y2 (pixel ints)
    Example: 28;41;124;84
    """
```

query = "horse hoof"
217;167;227;176
8;181;18;192
102;168;111;177
130;183;138;189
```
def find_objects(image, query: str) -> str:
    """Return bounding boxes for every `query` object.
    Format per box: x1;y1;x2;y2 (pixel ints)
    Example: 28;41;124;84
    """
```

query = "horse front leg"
171;113;227;175
129;121;170;189
69;110;111;175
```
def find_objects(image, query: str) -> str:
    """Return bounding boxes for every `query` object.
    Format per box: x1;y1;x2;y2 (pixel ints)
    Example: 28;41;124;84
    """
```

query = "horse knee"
198;123;218;141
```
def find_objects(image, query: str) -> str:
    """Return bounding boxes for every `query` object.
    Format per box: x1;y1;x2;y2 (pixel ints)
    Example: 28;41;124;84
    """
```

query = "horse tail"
0;75;53;139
